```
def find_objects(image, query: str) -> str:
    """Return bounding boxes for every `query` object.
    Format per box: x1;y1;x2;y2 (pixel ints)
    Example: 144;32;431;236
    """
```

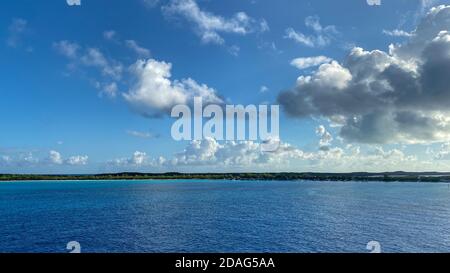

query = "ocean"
0;180;449;253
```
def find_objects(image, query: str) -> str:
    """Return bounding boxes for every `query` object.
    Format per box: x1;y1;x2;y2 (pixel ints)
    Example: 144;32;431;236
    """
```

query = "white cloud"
170;137;306;167
100;82;118;98
66;0;81;6
316;125;333;148
285;16;338;48
0;142;426;172
285;28;314;47
105;136;422;172
125;40;151;57
53;40;79;58
419;0;438;15
66;155;88;165
131;151;147;165
0;150;91;169
162;0;268;45
54;42;124;80
109;151;165;167
290;56;333;70
81;48;123;80
49;150;63;165
295;61;352;90
371;147;415;162
0;152;39;167
278;5;450;144
49;150;88;165
55;42;124;97
383;29;413;37
124;58;222;117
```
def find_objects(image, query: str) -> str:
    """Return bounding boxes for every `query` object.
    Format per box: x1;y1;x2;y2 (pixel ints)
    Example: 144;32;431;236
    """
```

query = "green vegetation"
1;172;450;182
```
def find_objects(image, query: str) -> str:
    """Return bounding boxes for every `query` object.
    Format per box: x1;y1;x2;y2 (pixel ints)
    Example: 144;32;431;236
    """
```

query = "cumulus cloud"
109;151;165;167
123;58;223;117
49;150;63;165
108;138;310;171
54;39;222;115
0;152;39;167
162;0;268;45
293;61;352;91
130;151;147;165
285;16;338;48
290;56;333;70
169;137;306;167
0;150;88;169
49;150;88;165
66;155;88;165
316;125;333;149
278;5;450;144
103;136;425;172
419;0;439;15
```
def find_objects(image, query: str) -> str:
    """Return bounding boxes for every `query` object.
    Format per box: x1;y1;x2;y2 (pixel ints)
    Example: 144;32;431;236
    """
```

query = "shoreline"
1;179;450;184
2;172;450;183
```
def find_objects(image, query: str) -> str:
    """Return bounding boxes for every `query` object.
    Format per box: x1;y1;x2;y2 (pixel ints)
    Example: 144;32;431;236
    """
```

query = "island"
1;172;450;182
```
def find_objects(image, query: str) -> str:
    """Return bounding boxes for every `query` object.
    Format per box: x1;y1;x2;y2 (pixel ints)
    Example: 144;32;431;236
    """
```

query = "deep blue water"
1;180;450;253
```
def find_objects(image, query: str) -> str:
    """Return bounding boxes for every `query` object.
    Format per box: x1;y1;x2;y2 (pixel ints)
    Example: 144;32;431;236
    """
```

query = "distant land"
2;172;450;182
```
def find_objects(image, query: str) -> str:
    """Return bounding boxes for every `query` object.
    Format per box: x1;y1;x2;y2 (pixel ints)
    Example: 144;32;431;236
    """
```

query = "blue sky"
1;0;450;173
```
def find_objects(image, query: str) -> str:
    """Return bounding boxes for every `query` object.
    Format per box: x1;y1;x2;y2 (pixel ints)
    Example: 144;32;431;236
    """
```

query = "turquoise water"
1;180;450;253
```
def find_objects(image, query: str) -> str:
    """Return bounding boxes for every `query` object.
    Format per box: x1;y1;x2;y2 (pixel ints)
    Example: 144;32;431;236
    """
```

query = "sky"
1;0;450;174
